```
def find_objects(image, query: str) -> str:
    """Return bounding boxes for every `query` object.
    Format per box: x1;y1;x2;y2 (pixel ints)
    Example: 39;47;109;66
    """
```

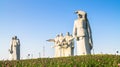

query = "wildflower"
118;63;120;67
97;59;100;62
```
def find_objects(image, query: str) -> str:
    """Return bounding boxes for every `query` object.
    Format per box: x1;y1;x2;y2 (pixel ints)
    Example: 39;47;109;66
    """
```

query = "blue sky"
0;0;120;60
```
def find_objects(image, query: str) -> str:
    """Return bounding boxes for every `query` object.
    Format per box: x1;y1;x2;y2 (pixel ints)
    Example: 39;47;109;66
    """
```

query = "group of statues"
8;10;93;60
47;32;74;57
47;10;93;57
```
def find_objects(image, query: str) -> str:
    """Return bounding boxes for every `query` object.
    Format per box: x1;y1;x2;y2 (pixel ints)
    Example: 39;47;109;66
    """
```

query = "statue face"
15;36;17;39
78;14;83;18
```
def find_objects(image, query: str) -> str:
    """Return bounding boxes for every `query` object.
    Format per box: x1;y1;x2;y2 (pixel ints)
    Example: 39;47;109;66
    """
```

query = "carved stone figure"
58;33;65;56
64;32;74;56
54;35;61;57
9;36;20;60
73;10;93;55
47;33;74;57
47;34;61;57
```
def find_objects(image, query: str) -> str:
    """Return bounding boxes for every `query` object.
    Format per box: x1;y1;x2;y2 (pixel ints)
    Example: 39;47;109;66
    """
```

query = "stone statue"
47;34;61;57
47;32;74;57
73;10;93;55
58;33;65;56
64;32;74;56
9;36;20;60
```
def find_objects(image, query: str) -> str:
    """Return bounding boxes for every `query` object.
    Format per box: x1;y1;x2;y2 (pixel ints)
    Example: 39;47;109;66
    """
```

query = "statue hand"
9;49;13;54
8;49;10;52
75;37;79;41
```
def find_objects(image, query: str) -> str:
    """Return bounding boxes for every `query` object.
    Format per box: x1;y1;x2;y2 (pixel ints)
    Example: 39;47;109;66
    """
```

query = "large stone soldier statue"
9;36;20;60
73;10;93;55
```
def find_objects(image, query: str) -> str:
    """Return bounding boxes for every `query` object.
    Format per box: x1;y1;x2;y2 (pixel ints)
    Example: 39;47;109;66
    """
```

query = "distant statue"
47;32;74;57
73;10;93;55
58;33;65;56
47;34;61;57
53;34;61;57
64;32;74;56
9;36;20;60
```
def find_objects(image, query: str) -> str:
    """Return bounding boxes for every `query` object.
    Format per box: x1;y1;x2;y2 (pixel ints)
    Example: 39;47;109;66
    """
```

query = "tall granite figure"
9;36;20;60
73;10;93;55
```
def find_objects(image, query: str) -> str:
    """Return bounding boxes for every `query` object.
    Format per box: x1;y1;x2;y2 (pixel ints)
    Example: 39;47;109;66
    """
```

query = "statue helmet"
66;32;70;36
56;34;60;37
75;10;86;15
59;33;63;36
14;36;17;39
12;37;14;40
75;10;87;18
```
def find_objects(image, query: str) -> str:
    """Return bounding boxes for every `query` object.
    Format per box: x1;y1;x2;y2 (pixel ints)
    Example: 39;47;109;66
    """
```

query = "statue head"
75;10;87;19
59;33;63;36
56;34;60;37
66;32;70;36
14;36;17;39
12;37;14;40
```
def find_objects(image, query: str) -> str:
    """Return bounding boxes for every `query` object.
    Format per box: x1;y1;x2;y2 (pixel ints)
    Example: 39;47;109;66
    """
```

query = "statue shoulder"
74;19;82;24
74;19;78;22
74;19;78;26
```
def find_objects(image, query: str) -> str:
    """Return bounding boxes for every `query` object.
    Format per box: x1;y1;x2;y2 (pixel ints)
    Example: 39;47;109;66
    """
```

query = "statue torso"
59;36;64;43
74;18;88;37
54;37;59;45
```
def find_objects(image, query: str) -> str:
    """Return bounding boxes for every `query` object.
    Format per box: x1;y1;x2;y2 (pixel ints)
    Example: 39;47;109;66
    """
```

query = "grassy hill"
0;54;120;67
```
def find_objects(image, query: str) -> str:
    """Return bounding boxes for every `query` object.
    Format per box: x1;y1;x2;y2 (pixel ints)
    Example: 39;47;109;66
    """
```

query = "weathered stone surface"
47;32;74;57
9;36;20;60
73;10;93;55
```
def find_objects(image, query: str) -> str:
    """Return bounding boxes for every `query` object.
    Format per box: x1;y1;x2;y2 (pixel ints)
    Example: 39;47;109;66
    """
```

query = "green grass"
0;54;120;67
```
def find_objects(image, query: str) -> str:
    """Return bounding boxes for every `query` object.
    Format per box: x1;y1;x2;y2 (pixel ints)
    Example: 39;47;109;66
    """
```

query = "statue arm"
11;40;13;50
86;20;93;49
62;38;66;43
17;39;20;45
46;39;55;42
9;40;13;54
69;37;74;42
73;21;77;38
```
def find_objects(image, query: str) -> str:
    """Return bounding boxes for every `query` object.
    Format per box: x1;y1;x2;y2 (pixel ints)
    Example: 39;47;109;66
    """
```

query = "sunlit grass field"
0;54;120;67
